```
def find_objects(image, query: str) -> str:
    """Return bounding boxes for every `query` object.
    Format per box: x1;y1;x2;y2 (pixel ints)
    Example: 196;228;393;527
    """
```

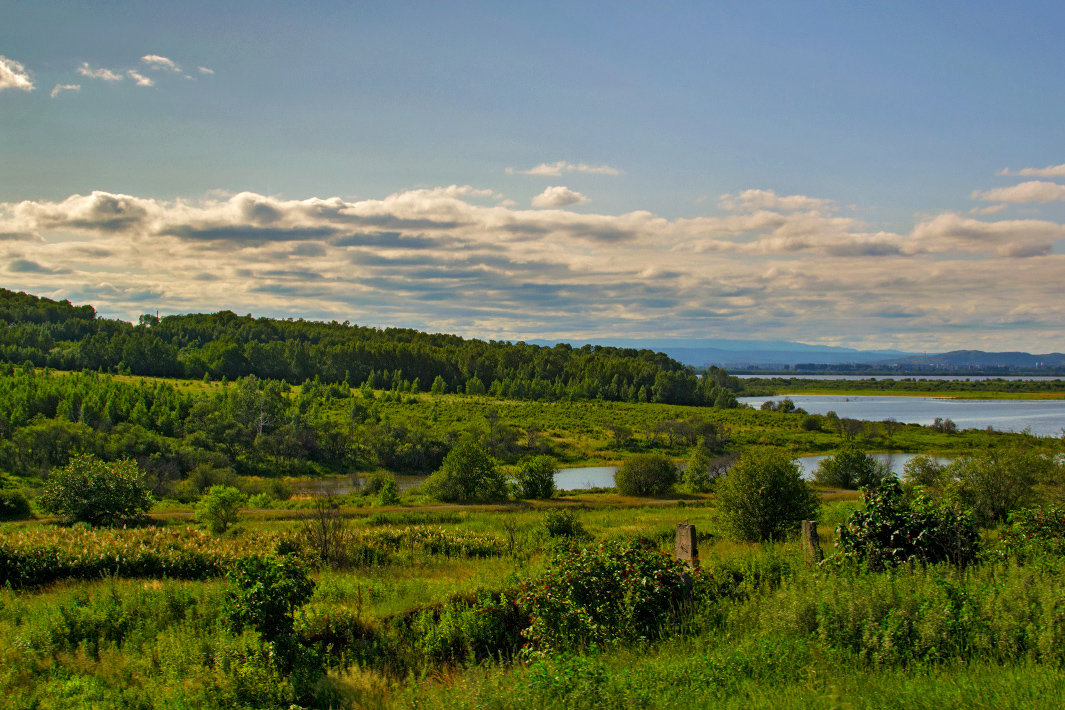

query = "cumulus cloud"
3;184;1064;351
718;189;834;212
971;180;1065;203
77;62;124;81
998;164;1065;178
141;54;181;72
910;212;1065;257
531;186;590;208
507;161;622;177
0;55;34;92
126;70;154;87
50;83;81;98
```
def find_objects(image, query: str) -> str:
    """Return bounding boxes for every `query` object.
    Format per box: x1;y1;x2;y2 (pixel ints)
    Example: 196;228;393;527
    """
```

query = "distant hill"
531;339;914;368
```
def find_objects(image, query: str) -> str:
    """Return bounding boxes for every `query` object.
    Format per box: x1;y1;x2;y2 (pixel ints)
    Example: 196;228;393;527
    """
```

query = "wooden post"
675;524;698;567
801;520;822;564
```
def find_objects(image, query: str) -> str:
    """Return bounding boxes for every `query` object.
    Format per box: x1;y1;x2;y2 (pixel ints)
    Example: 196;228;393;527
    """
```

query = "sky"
2;0;1065;353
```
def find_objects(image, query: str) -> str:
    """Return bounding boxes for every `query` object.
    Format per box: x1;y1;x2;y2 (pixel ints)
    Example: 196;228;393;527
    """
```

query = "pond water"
739;395;1065;437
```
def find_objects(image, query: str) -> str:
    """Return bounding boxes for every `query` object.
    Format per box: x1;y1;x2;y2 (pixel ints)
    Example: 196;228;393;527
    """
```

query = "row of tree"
0;288;743;407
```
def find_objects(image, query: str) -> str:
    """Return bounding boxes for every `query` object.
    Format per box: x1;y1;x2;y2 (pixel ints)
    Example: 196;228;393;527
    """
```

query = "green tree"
194;484;247;534
514;455;556;499
39;454;153;526
614;453;677;496
424;440;507;502
716;448;820;541
683;437;718;492
813;445;886;490
430;375;448;394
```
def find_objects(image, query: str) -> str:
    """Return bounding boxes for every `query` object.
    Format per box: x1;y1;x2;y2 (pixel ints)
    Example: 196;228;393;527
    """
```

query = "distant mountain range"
531;339;1065;372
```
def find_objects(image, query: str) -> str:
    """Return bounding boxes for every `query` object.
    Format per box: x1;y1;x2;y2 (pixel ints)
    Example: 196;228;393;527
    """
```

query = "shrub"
832;477;980;570
684;439;732;493
542;508;587;538
423;440;507;502
519;539;698;652
903;454;946;487
813;445;887;490
0;486;32;520
377;476;400;506
39;454;153;526
715;448;820;542
614;454;677;496
514;455;556;499
194;485;247;534
943;449;1047;526
224;552;315;671
994;505;1065;561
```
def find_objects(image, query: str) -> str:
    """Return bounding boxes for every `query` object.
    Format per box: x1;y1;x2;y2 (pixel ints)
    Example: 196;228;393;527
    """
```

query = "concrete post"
675;523;698;567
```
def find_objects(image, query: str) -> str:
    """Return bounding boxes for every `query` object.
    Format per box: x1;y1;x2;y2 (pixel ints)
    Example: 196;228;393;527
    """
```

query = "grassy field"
4;489;1065;709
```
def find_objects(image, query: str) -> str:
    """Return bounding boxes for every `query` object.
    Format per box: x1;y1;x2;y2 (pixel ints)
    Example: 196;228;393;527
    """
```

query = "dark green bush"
614;453;677;496
39;454;153;526
542;507;587;538
423;440;507;502
519;539;699;652
715;448;820;542
993;505;1065;561
514;455;556;499
0;486;32;520
813;445;887;490
832;477;980;570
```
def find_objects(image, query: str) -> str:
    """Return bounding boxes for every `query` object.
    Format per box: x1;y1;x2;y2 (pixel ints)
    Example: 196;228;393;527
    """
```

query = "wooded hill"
0;288;740;407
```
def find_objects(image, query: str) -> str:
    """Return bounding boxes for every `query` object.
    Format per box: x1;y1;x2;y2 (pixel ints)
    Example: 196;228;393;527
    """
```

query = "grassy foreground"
3;488;1065;709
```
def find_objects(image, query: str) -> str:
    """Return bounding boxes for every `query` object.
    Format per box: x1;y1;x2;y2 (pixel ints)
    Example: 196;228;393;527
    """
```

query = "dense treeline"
738;375;1065;396
0;288;742;407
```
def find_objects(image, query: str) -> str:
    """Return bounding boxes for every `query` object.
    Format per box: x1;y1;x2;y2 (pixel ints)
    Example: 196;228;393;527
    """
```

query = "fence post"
801;520;823;563
675;523;698;567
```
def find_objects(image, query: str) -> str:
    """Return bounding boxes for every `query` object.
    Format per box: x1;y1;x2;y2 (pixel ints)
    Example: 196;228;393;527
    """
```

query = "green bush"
39;454;153;526
423;440;507;502
377;475;400;506
542;508;587;538
903;454;947;487
993;505;1065;561
194;485;247;534
514;455;556;499
614;453;677;496
832;477;980;570
519;539;699;652
813;445;887;490
715;448;820;542
943;449;1049;526
0;486;32;520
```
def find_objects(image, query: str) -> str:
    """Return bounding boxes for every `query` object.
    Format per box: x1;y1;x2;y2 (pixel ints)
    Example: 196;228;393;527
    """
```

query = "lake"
738;394;1065;437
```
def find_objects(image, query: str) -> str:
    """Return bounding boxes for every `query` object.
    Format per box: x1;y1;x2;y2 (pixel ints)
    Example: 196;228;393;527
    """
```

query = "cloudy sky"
3;1;1065;352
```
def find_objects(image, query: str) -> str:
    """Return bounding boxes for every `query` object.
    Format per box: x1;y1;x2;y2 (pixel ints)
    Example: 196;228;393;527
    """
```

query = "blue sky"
3;1;1065;352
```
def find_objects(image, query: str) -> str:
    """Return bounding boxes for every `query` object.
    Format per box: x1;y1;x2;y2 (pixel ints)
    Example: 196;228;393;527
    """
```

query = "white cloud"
77;62;124;81
4;185;1064;351
141;54;181;72
0;55;34;92
198;66;215;75
507;161;622;177
531;186;590;208
719;189;834;212
50;83;81;98
998;164;1065;178
971;180;1065;203
126;70;154;87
